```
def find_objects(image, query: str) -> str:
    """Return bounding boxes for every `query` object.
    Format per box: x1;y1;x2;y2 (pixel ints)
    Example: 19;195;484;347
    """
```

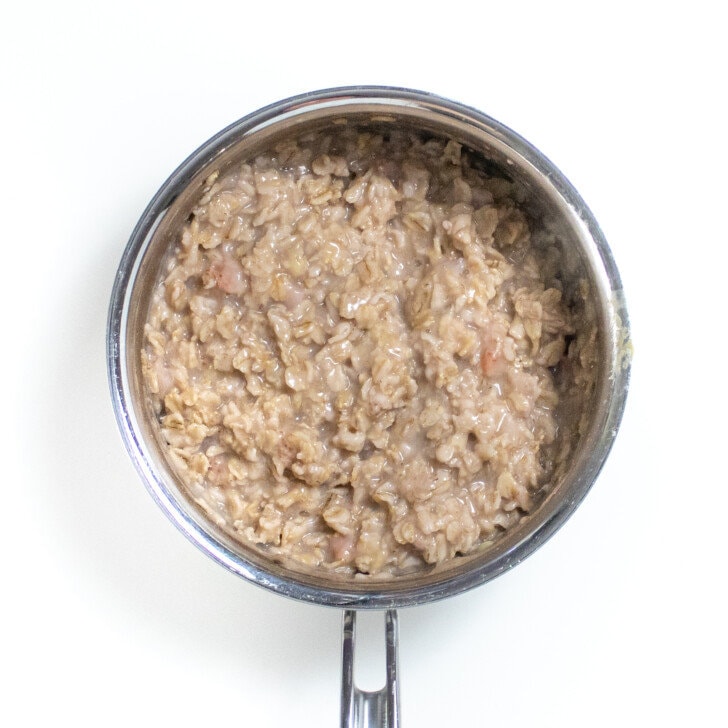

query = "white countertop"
3;2;725;726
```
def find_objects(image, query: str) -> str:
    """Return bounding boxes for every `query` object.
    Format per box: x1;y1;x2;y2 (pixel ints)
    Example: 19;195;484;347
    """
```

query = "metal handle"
341;609;400;728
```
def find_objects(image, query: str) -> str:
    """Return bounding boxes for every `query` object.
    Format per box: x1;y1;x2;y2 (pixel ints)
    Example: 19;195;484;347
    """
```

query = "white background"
3;2;725;726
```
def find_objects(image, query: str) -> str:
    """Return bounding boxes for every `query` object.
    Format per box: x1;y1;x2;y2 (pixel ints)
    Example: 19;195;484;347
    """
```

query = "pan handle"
340;609;400;728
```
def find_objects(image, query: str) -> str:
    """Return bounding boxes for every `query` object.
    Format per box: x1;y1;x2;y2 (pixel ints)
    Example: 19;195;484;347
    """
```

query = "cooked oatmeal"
142;129;591;577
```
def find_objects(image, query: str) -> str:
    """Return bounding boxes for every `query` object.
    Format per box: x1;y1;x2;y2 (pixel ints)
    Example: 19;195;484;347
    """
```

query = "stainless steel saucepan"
107;87;631;728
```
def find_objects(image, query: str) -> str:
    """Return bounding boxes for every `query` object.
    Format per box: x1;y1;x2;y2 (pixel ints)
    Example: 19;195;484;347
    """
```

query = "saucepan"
107;86;631;728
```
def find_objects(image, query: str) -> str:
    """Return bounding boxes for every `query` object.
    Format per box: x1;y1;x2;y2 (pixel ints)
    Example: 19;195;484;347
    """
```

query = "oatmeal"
142;129;591;577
